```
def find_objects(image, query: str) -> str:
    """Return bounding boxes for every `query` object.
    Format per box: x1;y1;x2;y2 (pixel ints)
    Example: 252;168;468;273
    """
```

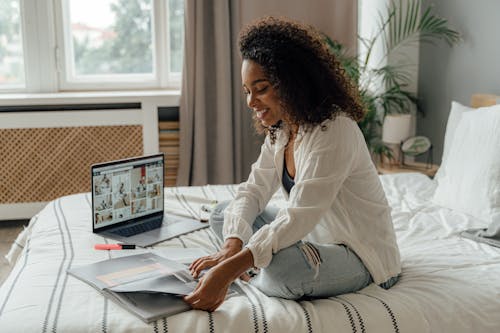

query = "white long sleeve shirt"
222;116;401;285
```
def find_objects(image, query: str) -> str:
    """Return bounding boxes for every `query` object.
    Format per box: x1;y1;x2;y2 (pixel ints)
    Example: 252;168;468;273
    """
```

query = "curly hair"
239;16;365;140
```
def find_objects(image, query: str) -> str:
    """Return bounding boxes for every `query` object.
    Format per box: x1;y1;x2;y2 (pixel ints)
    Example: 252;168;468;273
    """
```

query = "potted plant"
324;0;460;161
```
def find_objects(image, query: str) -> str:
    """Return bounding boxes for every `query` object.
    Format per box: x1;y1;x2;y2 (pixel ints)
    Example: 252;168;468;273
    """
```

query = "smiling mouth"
255;109;269;119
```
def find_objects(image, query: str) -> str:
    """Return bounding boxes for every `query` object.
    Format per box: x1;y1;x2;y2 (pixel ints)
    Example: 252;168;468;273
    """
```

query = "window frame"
1;0;182;93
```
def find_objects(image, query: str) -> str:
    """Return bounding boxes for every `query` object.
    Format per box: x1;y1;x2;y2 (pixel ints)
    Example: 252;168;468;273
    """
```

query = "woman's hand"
184;264;232;312
189;238;242;278
184;248;255;312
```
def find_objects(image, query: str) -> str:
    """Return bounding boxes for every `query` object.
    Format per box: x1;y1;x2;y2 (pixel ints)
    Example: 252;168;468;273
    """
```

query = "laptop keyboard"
112;219;161;237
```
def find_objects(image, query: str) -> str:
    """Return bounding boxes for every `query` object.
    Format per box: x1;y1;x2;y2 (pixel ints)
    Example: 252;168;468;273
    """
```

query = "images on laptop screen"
92;154;164;230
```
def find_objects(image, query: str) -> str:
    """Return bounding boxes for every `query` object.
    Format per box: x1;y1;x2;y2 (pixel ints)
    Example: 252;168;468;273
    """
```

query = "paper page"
109;274;197;296
150;247;209;265
68;253;190;290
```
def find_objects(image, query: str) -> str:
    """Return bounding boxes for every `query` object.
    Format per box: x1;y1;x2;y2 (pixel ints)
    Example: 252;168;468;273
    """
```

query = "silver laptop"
91;153;208;247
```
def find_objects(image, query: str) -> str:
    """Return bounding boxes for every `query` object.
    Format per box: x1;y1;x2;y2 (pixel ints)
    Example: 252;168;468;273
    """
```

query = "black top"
282;159;295;193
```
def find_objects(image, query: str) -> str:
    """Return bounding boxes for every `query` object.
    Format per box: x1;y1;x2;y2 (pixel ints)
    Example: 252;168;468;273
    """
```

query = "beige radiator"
0;92;176;219
0;125;143;204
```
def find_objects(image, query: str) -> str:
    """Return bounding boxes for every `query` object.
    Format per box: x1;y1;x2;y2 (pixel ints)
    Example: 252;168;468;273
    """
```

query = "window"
168;0;184;75
0;0;184;92
0;0;25;89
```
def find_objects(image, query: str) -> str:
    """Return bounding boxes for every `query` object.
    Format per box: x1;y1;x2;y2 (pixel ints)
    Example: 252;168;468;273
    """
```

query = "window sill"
0;89;181;106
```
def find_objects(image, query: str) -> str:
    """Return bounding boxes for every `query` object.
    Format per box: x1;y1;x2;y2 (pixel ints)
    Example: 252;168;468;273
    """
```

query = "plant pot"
381;114;412;164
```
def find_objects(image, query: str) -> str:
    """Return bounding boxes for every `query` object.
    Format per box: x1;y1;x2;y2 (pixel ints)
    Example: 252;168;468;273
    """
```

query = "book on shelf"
159;131;180;141
165;161;179;167
165;163;179;169
159;140;179;145
165;160;179;166
165;157;179;162
67;253;195;323
158;121;180;186
165;156;179;160
160;146;180;154
165;177;179;185
159;121;179;130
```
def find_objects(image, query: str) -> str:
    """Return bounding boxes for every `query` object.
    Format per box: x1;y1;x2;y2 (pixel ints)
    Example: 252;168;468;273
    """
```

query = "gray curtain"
177;0;254;186
177;0;357;186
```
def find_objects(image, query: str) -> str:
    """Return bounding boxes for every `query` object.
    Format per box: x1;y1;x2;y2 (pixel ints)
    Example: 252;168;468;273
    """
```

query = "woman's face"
241;59;284;127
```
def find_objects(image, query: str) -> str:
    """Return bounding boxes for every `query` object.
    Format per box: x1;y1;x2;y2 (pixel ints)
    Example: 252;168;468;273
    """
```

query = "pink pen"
94;244;136;250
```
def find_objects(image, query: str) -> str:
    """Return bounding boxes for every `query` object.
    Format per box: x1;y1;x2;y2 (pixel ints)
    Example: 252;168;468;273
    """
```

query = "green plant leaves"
323;0;459;159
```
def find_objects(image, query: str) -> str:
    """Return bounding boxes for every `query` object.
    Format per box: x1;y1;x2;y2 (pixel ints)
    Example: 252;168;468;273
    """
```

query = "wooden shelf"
159;121;179;186
376;161;439;178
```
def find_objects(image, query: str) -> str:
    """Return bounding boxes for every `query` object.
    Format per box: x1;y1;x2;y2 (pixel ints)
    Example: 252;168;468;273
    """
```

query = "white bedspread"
1;173;500;332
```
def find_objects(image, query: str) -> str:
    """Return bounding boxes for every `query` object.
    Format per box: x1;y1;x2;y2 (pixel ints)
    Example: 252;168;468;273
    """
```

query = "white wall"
358;0;420;136
358;0;389;95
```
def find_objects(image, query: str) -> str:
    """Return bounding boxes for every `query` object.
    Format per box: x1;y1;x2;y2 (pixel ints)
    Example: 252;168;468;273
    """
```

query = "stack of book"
67;251;239;323
159;121;179;186
67;253;194;323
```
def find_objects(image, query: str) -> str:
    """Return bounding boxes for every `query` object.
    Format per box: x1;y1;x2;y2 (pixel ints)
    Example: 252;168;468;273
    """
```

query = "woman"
184;17;401;312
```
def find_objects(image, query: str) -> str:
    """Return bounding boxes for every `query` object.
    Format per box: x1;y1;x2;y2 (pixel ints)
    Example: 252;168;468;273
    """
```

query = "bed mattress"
1;173;499;332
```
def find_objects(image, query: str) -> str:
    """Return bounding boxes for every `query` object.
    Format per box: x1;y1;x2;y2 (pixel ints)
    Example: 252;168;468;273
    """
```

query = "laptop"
91;153;209;247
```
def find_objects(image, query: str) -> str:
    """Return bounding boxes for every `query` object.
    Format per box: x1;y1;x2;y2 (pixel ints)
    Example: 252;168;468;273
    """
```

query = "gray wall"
418;0;500;164
231;0;358;180
239;0;357;52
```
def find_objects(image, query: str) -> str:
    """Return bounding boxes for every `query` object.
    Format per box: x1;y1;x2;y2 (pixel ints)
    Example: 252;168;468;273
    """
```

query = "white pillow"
441;101;475;163
432;104;500;223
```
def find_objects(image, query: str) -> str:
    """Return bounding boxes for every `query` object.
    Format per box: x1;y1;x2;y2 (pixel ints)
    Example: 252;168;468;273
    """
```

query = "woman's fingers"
188;257;202;270
189;256;206;271
183;275;226;312
184;280;202;304
184;288;210;310
191;259;217;278
184;292;199;304
186;293;222;312
190;298;209;310
190;253;224;278
189;256;209;274
189;247;238;276
189;258;210;278
190;255;213;270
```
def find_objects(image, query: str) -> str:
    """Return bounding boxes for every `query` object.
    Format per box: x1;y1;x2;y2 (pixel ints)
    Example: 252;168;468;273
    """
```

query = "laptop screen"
91;154;164;231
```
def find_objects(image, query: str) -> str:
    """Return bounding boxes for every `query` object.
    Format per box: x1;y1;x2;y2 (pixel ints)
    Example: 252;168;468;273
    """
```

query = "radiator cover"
0;125;143;203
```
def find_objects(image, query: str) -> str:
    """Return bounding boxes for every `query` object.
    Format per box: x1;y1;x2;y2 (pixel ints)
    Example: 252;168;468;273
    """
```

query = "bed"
1;97;500;332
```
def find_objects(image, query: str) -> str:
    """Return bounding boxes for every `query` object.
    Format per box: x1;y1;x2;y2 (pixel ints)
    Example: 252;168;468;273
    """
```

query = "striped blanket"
2;176;500;332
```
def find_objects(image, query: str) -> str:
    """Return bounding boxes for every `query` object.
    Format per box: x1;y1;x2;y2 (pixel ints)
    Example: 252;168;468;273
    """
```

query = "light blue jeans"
210;201;397;300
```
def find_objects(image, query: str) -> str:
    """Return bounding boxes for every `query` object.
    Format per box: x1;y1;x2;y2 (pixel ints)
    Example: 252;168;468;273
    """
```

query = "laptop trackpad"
146;217;208;240
101;214;209;247
108;216;208;246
